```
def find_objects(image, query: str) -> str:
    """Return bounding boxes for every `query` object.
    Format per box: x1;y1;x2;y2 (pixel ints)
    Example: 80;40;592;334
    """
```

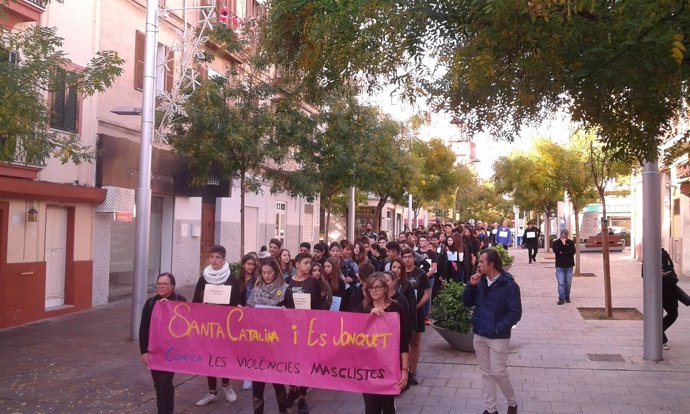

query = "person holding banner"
357;272;409;414
193;245;241;407
139;272;187;414
390;258;417;338
401;248;430;386
286;252;321;413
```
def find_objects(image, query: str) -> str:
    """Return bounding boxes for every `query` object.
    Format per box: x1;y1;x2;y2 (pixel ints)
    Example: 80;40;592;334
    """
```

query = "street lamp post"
129;0;158;342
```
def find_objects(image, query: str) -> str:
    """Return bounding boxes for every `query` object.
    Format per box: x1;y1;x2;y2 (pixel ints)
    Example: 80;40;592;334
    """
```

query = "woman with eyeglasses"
355;272;409;414
139;272;187;414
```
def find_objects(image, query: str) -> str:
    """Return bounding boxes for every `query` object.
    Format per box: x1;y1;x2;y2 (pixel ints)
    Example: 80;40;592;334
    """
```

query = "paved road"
1;248;689;413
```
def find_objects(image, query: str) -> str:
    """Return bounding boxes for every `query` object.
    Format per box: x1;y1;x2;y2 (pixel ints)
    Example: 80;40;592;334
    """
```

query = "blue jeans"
555;267;573;301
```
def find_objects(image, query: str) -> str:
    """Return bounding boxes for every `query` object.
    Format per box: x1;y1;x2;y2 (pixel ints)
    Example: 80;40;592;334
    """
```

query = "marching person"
247;259;294;413
552;229;576;305
193;245;241;407
139;273;187;414
521;221;541;264
464;249;522;414
661;248;679;350
355;272;409;413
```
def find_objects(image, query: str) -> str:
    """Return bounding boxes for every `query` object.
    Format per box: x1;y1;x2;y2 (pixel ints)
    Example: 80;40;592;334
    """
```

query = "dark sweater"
552;238;576;268
193;273;241;306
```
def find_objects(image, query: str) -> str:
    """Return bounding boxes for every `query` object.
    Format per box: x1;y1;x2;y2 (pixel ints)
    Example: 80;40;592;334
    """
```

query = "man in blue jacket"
464;249;522;414
495;220;512;250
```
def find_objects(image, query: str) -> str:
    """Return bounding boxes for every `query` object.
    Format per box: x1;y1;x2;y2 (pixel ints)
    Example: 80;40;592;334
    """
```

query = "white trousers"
473;334;517;413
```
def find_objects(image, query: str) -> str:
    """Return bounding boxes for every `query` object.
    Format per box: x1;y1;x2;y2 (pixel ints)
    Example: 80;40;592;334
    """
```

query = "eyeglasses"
367;285;386;292
156;282;171;287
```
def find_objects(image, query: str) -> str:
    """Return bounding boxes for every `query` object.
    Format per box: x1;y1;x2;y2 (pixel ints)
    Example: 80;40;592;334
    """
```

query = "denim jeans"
555;267;573;301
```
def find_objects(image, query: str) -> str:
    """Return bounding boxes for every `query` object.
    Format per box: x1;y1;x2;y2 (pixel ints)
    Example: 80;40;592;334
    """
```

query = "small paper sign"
458;252;464;262
293;292;311;310
330;296;342;311
499;231;508;238
203;284;232;305
526;231;536;238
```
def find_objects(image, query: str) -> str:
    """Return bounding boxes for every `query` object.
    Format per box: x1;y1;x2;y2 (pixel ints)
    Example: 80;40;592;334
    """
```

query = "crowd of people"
140;219;524;414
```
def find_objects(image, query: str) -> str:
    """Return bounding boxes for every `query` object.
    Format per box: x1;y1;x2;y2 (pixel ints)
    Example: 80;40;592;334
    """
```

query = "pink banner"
148;301;401;395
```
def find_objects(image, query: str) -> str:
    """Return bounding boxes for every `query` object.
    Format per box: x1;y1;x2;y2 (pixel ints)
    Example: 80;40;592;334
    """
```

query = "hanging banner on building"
148;300;401;395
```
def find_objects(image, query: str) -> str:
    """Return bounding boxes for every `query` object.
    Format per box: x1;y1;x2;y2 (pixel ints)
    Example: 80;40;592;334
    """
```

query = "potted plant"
429;280;474;352
494;244;514;270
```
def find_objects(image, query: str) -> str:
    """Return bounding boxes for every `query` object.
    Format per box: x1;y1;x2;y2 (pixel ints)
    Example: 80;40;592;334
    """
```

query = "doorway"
45;206;68;309
200;202;216;271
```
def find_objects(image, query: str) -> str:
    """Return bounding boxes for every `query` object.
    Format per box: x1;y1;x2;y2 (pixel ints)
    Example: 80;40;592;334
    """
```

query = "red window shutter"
134;31;145;90
165;47;174;92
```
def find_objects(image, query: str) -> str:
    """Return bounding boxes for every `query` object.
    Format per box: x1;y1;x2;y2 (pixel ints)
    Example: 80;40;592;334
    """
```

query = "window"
50;67;79;133
275;202;286;243
134;31;173;93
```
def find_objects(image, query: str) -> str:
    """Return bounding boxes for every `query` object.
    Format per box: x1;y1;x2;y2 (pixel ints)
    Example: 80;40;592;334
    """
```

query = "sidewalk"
1;249;689;414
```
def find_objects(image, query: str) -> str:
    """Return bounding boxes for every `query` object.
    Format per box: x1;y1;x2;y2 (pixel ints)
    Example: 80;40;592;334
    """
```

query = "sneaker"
242;380;253;390
195;392;218;407
663;342;670;350
298;399;309;414
507;404;518;414
286;390;299;408
557;299;565;305
223;385;237;402
565;298;571;303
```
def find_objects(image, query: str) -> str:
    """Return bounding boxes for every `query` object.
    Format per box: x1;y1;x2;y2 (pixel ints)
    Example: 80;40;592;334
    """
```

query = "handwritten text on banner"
148;301;401;394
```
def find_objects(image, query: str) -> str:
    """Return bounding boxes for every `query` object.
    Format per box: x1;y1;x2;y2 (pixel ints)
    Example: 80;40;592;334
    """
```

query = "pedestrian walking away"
464;249;521;414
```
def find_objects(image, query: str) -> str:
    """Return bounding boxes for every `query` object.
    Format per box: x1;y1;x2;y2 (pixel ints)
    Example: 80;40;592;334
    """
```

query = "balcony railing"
24;0;48;9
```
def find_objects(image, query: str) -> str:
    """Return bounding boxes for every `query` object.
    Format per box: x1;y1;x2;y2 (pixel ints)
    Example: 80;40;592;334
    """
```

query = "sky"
365;89;574;180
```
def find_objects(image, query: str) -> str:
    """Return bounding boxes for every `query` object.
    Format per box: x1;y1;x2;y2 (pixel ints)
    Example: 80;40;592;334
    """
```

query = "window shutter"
50;67;66;130
134;31;145;90
165;47;174;92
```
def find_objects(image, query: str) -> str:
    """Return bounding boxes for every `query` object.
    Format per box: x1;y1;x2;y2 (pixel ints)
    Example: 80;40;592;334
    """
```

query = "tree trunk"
573;201;581;277
543;210;551;252
325;207;331;243
240;172;246;257
601;195;613;318
375;195;388;234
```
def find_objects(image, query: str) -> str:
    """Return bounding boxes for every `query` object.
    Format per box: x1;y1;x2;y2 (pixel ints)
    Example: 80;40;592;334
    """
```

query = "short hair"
314;242;328;253
329;242;341;251
294;252;312;264
370;244;382;254
358;236;371;244
481;249;504;272
269;238;282;248
385;241;401;253
339;239;351;249
157;272;176;286
401;247;415;258
359;262;376;281
299;242;312;250
402;240;415;249
418;235;428;241
209;245;226;259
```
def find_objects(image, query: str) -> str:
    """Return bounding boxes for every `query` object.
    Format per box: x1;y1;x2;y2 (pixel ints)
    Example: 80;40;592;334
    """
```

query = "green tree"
409;138;462;223
261;0;690;162
587;133;634;318
168;63;311;255
453;172;512;225
535;138;598;276
493;151;563;249
0;25;123;165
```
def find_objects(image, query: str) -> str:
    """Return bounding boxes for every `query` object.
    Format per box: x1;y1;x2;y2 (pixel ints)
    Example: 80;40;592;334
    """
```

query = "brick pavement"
1;247;689;413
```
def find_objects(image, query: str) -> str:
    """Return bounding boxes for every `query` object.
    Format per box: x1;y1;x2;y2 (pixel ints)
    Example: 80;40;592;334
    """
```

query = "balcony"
1;0;48;27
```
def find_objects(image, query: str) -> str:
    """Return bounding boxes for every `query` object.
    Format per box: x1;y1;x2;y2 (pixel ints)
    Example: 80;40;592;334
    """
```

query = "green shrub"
430;280;473;333
229;261;241;276
494;244;514;267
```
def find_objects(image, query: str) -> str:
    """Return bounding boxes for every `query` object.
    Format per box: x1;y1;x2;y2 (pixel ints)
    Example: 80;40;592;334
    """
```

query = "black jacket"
139;292;187;354
193;273;241;306
552;238;576;268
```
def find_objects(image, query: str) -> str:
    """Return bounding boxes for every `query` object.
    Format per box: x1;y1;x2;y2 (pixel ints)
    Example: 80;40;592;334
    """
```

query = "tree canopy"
0;25;123;165
260;0;690;162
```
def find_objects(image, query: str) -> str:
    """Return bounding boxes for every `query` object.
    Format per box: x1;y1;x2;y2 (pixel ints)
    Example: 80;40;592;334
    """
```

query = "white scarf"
203;262;230;285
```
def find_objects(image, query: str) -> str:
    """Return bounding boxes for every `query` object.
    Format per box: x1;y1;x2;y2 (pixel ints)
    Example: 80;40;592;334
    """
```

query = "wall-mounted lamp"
27;203;38;223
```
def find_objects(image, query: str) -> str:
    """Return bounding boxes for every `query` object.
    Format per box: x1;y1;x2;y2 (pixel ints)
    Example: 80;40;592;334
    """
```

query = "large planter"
431;322;474;352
